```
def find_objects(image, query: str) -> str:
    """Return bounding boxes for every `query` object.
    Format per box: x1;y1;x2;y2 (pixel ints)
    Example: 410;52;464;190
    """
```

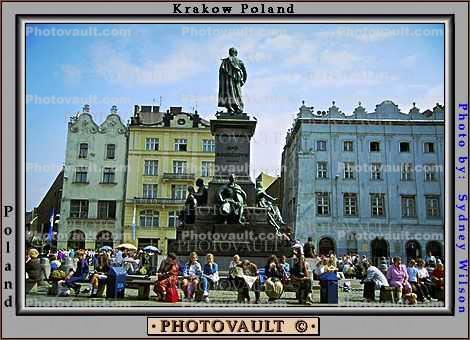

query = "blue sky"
26;22;444;210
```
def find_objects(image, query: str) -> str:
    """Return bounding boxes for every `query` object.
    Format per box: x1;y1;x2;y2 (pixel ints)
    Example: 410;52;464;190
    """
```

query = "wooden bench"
125;275;155;300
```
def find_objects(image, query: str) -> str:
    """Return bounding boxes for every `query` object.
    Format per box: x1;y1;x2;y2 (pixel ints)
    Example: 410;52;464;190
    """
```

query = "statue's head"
228;47;238;57
195;178;204;187
188;185;195;194
229;174;236;183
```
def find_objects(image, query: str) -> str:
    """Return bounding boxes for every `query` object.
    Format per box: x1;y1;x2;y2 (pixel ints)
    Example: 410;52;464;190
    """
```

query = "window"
202;139;215;153
175;138;188;152
201;161;214;177
399;142;410;153
145;138;159;151
424;164;438;182
371;163;382;181
168;211;178;228
370;141;380;152
139;210;159;228
370;193;385;217
401;163;413;181
144;160;158;176
343;141;353;152
343;193;358;216
143;184;158;198
425;195;440;218
78;143;88;158
343;162;355;180
401;195;416;218
106;144;115;159
315;192;330;216
423;142;435;153
75;167;88;183
317;161;328;179
173;161;187;174
97;201;116;219
70;200;89;218
102;167;115;183
316;140;327;151
171;185;187;200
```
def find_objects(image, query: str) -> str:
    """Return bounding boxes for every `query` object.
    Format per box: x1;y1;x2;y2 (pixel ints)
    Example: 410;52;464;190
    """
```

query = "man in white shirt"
362;261;389;302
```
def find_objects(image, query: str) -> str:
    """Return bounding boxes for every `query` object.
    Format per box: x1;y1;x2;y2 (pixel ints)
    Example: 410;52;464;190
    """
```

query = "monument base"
168;207;290;267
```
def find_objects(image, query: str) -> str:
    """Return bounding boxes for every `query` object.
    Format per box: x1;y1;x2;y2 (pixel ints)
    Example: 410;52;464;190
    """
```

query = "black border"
15;14;456;318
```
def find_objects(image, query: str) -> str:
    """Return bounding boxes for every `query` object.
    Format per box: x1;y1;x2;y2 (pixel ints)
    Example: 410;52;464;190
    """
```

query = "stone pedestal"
208;116;257;206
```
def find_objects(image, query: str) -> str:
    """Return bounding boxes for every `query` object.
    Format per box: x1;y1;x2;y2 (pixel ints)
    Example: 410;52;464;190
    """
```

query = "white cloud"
400;54;418;68
60;64;82;84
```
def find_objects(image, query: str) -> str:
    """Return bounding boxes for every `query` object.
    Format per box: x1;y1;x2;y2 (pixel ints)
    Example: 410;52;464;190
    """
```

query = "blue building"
281;100;445;263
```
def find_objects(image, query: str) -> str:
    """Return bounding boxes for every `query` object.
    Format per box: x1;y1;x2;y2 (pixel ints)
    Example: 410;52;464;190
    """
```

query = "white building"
58;105;128;249
281;100;445;263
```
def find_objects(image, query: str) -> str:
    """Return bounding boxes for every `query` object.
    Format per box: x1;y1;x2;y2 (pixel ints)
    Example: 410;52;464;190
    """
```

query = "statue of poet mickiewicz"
218;47;247;114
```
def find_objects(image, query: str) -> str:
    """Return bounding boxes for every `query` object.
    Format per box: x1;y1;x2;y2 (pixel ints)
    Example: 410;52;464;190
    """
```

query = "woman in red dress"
154;253;180;302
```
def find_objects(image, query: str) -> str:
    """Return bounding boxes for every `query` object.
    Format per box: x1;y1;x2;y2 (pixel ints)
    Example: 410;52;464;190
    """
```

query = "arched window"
67;230;86;250
95;230;113;249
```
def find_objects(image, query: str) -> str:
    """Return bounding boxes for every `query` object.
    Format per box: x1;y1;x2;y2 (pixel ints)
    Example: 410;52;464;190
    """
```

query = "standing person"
154;253;180;302
386;256;409;303
303;237;315;258
361;261;389;302
290;255;313;304
264;255;286;302
181;252;206;301
203;253;219;292
425;251;436;266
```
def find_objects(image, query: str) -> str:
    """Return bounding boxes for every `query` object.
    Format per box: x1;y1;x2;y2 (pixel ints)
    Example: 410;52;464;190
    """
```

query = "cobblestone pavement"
25;280;445;309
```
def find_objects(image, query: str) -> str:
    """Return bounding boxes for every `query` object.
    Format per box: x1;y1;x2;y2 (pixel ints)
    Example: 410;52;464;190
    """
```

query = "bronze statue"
256;183;285;235
218;47;247;114
217;174;247;224
180;185;197;225
194;178;208;206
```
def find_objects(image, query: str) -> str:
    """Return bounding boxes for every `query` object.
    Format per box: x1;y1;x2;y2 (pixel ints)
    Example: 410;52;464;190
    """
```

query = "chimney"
170;106;182;114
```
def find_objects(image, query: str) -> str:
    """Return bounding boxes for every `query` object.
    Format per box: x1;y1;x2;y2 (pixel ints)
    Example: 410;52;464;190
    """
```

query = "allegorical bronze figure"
218;47;247;114
218;174;247;224
255;183;285;235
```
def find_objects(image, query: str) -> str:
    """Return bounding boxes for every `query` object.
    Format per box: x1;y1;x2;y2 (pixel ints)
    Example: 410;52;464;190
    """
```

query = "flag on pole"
131;205;137;241
47;208;54;243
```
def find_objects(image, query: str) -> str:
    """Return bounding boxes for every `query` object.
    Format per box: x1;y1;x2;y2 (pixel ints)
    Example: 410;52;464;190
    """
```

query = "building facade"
58;105;128;250
281;100;445;263
123;105;215;254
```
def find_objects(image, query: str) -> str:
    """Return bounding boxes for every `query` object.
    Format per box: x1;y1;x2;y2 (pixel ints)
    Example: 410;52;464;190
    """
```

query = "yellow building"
123;105;215;254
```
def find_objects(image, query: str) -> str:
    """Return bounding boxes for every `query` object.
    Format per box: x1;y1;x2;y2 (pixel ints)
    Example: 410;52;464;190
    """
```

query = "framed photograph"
1;0;468;339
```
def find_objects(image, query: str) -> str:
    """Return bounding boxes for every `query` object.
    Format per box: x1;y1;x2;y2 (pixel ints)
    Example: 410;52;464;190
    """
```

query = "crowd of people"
25;242;445;305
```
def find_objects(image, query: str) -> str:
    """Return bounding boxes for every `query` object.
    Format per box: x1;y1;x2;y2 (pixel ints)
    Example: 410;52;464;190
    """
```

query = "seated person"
431;262;444;299
25;248;43;292
203;253;219;290
89;252;110;297
182;252;208;301
154;253;180;302
361;261;389;302
386;256;409;303
279;255;290;278
64;250;89;296
407;259;432;302
416;258;436;301
290;255;313;304
233;259;260;304
264;255;287;302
